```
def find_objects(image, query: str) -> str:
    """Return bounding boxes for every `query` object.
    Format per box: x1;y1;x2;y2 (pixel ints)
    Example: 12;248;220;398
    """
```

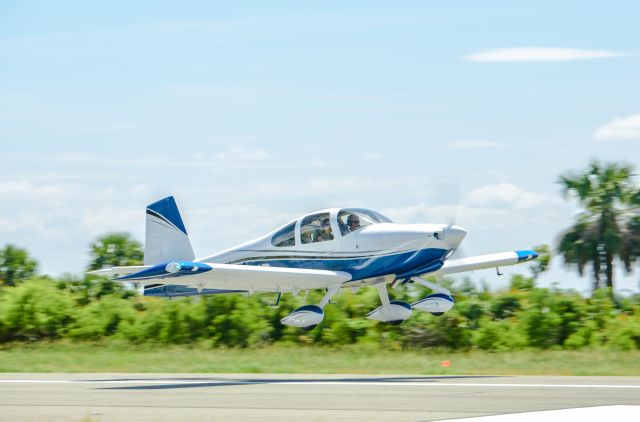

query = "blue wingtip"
146;196;188;235
516;250;539;262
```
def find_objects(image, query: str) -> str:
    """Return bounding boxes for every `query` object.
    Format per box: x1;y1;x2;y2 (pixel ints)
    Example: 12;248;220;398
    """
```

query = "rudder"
144;196;195;265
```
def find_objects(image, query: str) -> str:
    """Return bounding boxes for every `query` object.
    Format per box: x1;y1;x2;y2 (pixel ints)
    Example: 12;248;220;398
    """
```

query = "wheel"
301;324;318;331
431;312;444;316
386;320;404;325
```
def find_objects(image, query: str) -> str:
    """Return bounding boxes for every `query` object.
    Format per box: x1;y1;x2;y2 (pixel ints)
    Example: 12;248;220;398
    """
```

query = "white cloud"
382;184;558;226
212;145;271;161
16;147;272;171
464;47;630;62
466;183;556;210
594;113;640;140
445;140;506;150
381;183;574;275
364;153;383;160
0;180;78;202
382;203;509;226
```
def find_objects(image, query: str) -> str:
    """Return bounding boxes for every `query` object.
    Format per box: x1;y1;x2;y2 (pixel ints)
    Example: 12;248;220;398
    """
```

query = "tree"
529;244;551;280
558;161;640;290
0;244;38;286
622;211;640;281
88;233;143;271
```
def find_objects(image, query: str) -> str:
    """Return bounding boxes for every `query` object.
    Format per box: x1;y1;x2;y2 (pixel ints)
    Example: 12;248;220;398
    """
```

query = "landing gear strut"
280;286;339;329
366;282;412;324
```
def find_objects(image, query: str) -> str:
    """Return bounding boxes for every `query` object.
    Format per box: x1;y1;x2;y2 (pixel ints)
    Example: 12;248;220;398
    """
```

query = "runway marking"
282;381;640;389
1;379;640;389
436;405;640;422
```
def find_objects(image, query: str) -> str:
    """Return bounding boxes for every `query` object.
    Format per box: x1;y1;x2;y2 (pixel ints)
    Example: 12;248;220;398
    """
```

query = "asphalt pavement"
0;373;639;421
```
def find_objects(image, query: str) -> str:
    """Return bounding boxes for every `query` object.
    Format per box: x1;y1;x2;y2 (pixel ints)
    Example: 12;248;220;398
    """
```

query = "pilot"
347;214;360;232
316;218;334;242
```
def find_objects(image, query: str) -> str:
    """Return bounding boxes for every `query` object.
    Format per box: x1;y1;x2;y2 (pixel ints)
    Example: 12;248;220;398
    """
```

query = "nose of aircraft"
443;225;467;246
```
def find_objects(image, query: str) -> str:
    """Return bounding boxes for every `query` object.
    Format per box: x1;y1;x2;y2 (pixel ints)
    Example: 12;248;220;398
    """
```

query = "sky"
1;1;640;294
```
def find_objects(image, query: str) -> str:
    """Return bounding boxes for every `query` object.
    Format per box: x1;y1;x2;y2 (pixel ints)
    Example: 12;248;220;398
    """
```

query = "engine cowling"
412;293;454;316
367;300;413;324
280;305;324;330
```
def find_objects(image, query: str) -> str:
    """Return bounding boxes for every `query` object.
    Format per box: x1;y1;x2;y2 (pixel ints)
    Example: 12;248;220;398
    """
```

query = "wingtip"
87;268;113;275
516;250;539;262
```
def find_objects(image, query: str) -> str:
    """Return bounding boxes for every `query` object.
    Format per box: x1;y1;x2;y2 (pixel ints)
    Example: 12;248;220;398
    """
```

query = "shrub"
68;297;136;340
0;274;639;351
0;278;75;341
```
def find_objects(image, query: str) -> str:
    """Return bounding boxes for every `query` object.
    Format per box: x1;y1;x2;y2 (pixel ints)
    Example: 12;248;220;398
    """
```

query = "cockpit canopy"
336;208;392;235
270;208;393;247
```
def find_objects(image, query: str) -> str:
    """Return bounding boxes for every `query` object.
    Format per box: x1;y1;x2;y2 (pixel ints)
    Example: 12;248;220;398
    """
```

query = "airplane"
91;196;539;329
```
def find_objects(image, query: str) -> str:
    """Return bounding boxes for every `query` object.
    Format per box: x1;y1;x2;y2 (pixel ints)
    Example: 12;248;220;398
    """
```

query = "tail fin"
144;196;195;265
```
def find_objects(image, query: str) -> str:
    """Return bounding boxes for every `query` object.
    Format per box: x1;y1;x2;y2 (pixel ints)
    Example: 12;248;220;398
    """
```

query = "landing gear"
280;287;339;329
367;282;413;324
410;277;455;315
411;276;452;296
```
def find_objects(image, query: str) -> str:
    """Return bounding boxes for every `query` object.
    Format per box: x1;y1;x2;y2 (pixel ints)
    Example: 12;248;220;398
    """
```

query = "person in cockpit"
316;218;334;242
347;214;360;232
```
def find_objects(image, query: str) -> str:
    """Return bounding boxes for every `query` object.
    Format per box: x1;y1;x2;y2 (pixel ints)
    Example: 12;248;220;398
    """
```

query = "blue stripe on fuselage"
233;247;448;281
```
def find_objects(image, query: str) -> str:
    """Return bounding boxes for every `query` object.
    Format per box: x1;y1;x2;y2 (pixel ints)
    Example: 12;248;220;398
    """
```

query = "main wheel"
431;312;444;316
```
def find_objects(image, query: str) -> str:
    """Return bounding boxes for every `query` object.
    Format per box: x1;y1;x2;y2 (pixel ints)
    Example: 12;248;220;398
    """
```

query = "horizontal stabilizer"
90;261;352;293
89;265;151;276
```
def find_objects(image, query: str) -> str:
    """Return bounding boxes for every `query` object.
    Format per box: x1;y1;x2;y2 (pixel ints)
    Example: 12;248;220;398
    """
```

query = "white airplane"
92;196;538;329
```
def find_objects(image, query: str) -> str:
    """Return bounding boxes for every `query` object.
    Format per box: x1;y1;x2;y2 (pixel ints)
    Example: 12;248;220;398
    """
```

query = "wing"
90;261;352;293
431;250;538;276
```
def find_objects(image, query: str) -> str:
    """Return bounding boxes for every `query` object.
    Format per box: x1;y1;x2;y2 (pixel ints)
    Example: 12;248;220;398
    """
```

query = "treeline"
1;160;640;350
0;274;638;351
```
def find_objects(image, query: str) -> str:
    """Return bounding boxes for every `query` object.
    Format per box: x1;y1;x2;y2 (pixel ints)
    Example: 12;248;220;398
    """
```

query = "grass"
1;342;639;375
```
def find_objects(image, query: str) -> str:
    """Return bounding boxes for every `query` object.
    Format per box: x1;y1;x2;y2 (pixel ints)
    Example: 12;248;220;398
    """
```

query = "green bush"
474;318;526;351
1;275;639;351
68;297;135;340
604;314;640;350
0;278;76;341
521;288;563;348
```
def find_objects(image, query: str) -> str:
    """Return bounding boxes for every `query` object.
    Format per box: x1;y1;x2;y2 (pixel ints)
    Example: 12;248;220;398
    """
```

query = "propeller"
443;225;467;259
441;179;467;259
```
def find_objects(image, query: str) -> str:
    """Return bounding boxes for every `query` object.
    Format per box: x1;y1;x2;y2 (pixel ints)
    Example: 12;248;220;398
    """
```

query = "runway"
0;374;639;421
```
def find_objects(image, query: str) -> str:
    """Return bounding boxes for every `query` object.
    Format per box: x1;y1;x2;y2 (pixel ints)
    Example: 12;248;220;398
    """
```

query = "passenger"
316;218;334;242
347;214;361;232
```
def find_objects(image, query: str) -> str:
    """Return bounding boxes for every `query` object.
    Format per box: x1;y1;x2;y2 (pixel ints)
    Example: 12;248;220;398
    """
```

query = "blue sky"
1;1;640;293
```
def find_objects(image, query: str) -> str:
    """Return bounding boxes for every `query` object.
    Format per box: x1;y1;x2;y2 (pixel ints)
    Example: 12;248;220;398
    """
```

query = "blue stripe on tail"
147;196;188;235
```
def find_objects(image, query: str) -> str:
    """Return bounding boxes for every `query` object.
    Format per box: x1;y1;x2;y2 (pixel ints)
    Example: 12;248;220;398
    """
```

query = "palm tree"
558;161;639;290
622;214;640;277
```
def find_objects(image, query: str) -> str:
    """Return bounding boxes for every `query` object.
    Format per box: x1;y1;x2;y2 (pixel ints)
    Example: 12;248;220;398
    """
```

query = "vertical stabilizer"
144;196;195;265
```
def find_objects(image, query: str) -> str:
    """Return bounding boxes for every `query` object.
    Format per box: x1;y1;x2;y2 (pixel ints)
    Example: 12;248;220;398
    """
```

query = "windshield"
271;221;296;247
337;208;392;235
